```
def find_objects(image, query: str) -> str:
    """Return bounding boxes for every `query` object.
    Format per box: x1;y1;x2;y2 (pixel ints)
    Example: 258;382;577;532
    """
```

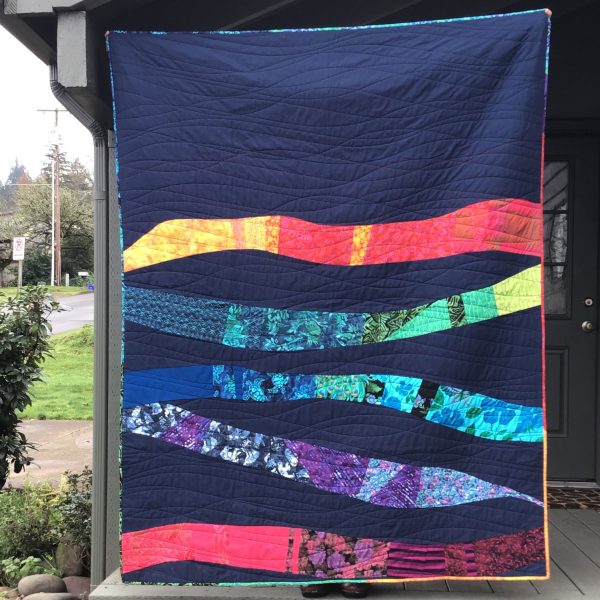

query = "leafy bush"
69;273;94;288
0;468;92;584
0;555;61;588
0;286;59;488
0;483;62;561
22;250;51;286
55;467;92;571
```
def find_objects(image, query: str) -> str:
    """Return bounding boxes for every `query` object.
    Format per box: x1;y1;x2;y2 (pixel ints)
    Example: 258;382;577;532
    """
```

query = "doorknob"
582;321;594;332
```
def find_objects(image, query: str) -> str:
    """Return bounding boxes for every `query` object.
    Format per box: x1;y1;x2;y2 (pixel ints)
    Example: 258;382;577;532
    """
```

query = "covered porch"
91;509;599;599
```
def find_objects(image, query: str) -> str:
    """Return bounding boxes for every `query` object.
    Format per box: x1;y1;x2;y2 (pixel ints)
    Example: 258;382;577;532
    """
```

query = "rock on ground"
63;576;91;599
22;594;79;600
56;542;86;577
18;574;66;596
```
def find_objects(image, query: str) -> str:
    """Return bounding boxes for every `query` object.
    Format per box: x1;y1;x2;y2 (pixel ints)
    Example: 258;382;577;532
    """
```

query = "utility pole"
38;108;67;286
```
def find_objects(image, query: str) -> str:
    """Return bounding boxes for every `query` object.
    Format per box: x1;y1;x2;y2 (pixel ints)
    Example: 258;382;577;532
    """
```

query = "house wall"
547;2;600;120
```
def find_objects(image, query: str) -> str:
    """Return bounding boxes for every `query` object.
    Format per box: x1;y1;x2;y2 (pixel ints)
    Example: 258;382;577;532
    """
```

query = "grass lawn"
20;325;94;420
0;286;90;302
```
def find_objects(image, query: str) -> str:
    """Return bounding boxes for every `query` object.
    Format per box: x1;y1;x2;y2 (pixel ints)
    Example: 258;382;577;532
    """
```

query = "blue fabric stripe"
123;365;543;442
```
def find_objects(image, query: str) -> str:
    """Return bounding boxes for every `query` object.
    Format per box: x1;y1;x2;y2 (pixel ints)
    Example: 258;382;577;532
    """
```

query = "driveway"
51;292;94;334
6;420;93;487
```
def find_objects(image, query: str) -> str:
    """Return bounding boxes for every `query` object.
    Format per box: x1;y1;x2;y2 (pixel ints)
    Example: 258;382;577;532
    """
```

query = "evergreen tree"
0;161;30;216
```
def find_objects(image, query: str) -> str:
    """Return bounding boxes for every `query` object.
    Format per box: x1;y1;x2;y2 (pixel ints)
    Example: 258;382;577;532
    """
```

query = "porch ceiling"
2;0;599;128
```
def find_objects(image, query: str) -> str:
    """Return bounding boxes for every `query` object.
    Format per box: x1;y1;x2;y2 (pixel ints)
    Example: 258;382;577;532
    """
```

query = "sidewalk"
7;420;93;487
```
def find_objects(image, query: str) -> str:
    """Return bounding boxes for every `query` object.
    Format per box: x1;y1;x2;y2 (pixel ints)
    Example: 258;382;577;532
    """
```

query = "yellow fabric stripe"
123;216;278;272
492;265;541;316
350;225;371;266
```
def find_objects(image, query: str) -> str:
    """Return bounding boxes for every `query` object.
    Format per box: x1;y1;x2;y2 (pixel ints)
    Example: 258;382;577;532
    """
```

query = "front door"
545;136;599;481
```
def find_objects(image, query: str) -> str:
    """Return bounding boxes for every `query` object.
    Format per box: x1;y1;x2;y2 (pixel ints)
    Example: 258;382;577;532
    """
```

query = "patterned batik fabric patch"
298;530;389;579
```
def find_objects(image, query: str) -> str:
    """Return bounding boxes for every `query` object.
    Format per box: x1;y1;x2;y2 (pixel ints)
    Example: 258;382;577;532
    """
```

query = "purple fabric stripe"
285;439;369;497
161;413;211;452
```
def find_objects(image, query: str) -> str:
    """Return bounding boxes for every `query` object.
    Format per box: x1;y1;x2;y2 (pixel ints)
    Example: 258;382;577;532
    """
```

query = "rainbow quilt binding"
108;9;551;586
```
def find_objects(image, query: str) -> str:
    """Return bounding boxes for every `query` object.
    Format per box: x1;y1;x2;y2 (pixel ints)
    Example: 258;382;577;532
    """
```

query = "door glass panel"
543;161;569;315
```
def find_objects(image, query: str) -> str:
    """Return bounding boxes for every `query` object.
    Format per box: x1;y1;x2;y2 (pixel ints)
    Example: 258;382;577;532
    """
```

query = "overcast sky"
0;26;94;181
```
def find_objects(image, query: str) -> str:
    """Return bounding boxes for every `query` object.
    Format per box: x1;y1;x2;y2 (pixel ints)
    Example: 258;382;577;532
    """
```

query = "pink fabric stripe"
122;523;295;574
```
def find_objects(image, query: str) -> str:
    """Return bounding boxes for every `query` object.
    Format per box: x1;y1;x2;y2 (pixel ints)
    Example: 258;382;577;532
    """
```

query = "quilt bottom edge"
121;573;551;586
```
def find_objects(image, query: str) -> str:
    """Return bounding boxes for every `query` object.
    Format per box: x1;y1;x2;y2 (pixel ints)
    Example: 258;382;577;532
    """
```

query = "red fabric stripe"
122;523;294;574
277;198;539;265
278;216;355;264
365;198;540;265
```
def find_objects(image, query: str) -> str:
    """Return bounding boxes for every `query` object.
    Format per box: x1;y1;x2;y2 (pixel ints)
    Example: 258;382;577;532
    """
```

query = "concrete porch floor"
90;509;600;599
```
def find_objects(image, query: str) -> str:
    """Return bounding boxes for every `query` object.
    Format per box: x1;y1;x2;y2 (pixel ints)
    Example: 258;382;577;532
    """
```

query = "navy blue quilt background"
109;11;548;585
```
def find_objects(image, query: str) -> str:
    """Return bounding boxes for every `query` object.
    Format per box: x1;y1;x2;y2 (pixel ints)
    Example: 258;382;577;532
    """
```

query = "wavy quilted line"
122;198;541;272
123;265;541;351
122;522;545;579
123;403;544;508
124;366;543;442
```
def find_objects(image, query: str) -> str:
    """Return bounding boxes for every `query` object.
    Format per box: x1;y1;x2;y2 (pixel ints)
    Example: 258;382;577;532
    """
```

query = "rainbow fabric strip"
125;366;542;442
124;403;543;508
122;522;545;578
124;265;540;352
123;198;541;272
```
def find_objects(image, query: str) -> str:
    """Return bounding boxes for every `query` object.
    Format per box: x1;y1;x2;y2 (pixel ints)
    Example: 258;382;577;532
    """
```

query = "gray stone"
18;574;67;596
23;594;79;600
56;541;86;577
63;576;91;599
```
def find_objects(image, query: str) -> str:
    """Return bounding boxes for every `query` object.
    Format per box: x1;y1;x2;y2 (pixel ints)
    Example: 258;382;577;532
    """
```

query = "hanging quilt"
108;9;550;586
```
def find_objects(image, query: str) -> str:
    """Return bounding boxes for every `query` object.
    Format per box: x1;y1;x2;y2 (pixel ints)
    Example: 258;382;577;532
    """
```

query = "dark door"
545;136;599;480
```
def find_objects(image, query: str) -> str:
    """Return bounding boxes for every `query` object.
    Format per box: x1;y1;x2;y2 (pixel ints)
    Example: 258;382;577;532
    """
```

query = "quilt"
108;9;551;585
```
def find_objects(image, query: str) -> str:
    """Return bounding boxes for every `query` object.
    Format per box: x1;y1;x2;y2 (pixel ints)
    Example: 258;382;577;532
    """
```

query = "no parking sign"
12;237;25;261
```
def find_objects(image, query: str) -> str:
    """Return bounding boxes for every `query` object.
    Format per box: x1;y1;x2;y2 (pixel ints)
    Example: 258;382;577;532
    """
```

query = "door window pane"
544;265;567;314
544;212;568;263
543;161;569;315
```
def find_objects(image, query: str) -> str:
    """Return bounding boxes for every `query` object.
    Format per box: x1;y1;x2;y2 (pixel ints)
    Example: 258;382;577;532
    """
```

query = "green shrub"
55;467;92;572
0;555;61;588
0;483;62;561
0;286;60;487
0;468;93;584
69;273;94;288
22;250;51;286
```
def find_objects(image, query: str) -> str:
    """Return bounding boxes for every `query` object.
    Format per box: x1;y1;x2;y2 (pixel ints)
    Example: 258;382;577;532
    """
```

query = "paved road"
51;292;94;334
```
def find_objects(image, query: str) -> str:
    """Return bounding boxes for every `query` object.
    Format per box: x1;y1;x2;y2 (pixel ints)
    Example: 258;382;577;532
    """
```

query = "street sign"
12;237;25;261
